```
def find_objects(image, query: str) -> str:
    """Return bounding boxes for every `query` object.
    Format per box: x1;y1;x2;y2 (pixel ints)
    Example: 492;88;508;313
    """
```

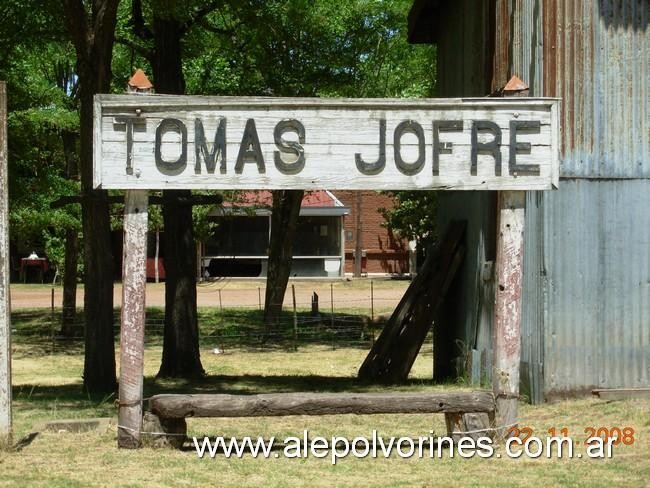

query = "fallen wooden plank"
592;388;650;400
149;391;495;419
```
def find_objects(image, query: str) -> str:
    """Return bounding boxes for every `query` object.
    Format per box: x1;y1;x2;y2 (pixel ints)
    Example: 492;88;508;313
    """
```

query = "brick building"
335;191;409;276
200;190;409;278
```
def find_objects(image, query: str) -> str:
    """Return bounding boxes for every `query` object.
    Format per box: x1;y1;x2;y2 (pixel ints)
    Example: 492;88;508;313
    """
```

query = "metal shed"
410;0;650;402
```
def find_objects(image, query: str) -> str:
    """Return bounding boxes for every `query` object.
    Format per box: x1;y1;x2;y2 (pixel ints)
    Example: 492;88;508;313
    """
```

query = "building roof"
215;190;349;217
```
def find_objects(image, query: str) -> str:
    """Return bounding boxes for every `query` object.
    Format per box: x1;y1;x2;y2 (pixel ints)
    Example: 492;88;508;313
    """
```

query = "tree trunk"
154;230;160;283
158;191;204;378
60;131;78;336
263;190;304;340
60;228;78;336
152;14;204;378
63;0;119;394
79;84;116;393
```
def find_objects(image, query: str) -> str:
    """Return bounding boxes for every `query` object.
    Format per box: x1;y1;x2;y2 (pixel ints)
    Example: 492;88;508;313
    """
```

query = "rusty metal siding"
521;191;546;404
543;0;650;178
497;0;650;400
496;0;545;95
538;0;650;398
543;179;650;397
421;0;650;400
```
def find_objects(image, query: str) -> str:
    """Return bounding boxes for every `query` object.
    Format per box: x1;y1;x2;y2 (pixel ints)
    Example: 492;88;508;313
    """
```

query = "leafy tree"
62;0;121;394
116;0;234;378
219;0;435;334
2;17;83;334
379;191;438;257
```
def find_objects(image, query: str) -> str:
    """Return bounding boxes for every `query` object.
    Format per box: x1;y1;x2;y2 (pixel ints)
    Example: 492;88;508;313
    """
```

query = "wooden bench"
145;391;496;448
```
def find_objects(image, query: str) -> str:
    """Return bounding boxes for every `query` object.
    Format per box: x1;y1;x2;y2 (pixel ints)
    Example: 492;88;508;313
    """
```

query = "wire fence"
10;282;398;352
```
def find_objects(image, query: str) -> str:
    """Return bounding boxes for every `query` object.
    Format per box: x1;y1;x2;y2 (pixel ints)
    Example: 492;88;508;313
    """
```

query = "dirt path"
10;279;408;312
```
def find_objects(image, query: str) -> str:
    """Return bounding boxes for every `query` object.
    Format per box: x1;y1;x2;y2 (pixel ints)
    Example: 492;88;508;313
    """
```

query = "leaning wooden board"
94;95;560;190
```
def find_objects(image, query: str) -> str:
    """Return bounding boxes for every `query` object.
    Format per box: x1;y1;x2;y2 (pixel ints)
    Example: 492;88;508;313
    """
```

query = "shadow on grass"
11;307;383;351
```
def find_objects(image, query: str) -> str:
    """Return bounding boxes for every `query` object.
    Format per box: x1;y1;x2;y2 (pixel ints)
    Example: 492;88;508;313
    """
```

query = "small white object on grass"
212;347;223;355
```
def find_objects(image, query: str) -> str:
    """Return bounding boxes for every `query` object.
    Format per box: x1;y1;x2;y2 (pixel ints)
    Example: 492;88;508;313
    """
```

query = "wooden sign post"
96;89;560;447
117;190;149;447
0;81;11;449
493;190;525;436
117;72;151;448
493;78;541;437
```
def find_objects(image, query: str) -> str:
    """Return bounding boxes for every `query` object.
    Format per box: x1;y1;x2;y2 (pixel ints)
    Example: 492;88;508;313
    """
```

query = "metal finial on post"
502;75;529;97
127;69;153;94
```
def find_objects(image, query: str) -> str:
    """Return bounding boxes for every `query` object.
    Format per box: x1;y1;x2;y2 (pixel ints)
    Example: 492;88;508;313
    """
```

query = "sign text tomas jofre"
94;95;559;190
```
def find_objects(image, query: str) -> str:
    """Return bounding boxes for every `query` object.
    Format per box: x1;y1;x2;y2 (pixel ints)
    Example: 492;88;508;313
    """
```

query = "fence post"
370;280;374;322
258;287;262;311
50;288;55;354
218;289;223;313
370;280;375;346
311;292;319;316
0;81;12;449
292;285;298;351
330;284;335;349
330;283;334;328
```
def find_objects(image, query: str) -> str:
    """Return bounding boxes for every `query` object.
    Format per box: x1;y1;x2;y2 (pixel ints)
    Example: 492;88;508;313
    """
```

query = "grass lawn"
1;316;649;487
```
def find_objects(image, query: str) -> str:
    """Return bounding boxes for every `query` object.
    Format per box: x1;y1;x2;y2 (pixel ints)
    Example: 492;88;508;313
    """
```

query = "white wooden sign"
94;95;559;190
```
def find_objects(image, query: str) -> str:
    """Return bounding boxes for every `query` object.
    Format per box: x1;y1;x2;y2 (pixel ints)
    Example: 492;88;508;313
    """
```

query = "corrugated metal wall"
497;0;650;400
539;0;650;398
544;179;650;397
428;0;650;401
543;0;649;178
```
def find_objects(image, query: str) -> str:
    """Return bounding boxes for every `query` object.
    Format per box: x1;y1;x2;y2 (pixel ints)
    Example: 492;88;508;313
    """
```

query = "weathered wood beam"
0;82;12;449
493;190;525;437
50;193;223;209
592;388;650;401
117;190;149;448
492;77;530;438
149;391;495;419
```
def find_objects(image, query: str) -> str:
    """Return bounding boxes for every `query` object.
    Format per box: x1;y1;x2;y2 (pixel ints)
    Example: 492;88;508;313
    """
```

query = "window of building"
204;216;269;256
293;216;341;256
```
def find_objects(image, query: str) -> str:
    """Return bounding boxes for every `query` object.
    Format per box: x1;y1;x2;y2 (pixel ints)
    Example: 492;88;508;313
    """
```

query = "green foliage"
181;0;435;98
113;0;434;98
5;0;436;275
379;191;438;250
2;15;82;277
191;192;220;242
